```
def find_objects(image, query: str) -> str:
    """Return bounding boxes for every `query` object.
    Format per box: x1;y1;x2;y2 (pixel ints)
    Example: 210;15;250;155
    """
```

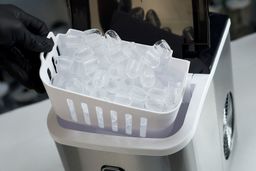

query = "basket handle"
40;32;56;64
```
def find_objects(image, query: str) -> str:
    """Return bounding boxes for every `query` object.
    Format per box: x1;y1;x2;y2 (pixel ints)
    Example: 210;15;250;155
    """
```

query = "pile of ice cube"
53;29;185;112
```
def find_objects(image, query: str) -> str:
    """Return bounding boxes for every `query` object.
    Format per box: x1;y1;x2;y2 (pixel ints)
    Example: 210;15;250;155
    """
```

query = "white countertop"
0;100;64;171
0;33;256;171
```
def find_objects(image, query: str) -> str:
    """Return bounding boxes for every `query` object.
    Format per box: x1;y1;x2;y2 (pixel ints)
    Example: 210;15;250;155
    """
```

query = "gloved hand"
0;4;54;93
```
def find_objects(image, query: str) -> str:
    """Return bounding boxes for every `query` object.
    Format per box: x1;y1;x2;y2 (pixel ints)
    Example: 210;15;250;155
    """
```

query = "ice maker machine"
47;1;236;170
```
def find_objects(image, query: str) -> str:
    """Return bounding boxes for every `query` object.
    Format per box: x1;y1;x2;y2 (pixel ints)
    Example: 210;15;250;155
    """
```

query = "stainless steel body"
170;33;235;171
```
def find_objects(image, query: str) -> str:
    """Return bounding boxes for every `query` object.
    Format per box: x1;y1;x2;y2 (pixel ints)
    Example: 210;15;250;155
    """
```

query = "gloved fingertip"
39;26;50;37
43;38;54;52
37;37;54;52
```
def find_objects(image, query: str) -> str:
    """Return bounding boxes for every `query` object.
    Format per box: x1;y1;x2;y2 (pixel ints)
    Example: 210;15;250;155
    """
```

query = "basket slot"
52;57;57;74
140;117;148;137
81;103;91;125
101;109;112;132
44;50;58;83
56;46;61;56
117;112;125;134
47;68;52;81
96;106;104;128
131;113;141;137
125;114;133;135
73;100;85;123
87;105;98;128
110;110;118;132
43;52;48;59
66;99;78;122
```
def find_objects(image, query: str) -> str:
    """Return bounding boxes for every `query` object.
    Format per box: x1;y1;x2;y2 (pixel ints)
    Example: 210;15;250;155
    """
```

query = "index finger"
18;10;49;36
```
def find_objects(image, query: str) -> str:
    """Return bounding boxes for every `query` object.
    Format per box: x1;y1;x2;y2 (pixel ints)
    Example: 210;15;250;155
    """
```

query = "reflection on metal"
223;92;234;160
66;0;91;30
192;0;210;51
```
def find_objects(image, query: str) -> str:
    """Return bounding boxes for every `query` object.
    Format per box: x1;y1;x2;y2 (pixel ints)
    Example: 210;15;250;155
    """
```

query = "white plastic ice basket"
40;31;190;138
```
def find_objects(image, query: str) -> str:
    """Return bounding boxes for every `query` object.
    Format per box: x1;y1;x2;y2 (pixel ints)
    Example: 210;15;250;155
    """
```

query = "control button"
101;166;124;171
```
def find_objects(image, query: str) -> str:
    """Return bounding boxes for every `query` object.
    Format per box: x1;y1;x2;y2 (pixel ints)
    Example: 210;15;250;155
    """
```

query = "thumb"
15;27;54;52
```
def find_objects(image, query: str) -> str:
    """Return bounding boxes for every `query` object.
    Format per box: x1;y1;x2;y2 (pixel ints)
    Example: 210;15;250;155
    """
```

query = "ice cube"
130;86;147;109
89;88;108;99
69;59;85;76
74;47;94;59
108;62;126;80
82;29;104;49
86;35;105;49
143;48;160;68
105;30;121;55
91;43;111;69
105;30;121;42
130;86;147;101
122;45;144;76
126;58;144;79
105;80;118;94
143;40;172;69
154;39;173;57
94;43;107;56
140;66;155;88
97;55;111;70
108;78;131;96
108;50;128;64
154;40;173;69
145;88;167;112
70;57;98;77
92;70;109;88
165;81;183;108
57;34;83;56
124;77;140;88
56;57;72;73
154;62;178;87
64;77;85;94
84;59;99;76
66;29;84;37
84;28;102;35
52;72;66;89
114;94;132;106
121;41;135;52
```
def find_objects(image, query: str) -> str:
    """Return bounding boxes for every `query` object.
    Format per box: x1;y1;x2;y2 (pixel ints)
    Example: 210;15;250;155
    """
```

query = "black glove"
0;4;54;93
